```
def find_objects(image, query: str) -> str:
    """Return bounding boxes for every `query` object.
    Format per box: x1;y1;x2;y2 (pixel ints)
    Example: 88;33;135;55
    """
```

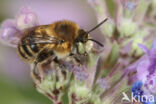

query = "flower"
131;81;156;104
121;0;138;10
87;0;156;103
87;0;155;57
0;19;19;47
16;7;39;30
73;66;89;81
137;39;156;84
131;81;144;102
1;0;156;103
131;39;156;103
0;7;39;47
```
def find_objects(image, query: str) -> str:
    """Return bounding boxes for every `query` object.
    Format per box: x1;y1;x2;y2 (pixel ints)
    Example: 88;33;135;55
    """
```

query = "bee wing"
19;35;59;45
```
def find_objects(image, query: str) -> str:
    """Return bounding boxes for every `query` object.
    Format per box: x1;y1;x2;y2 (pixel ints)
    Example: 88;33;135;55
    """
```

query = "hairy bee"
17;18;107;81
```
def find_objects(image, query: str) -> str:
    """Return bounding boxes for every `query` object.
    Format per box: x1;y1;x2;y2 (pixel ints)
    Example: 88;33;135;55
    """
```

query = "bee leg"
69;53;83;65
53;57;65;69
70;52;87;65
69;53;74;56
73;56;81;63
32;61;41;82
75;44;88;56
32;49;54;82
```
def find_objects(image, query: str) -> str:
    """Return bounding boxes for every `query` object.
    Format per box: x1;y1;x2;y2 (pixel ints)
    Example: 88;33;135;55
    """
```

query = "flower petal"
16;7;39;30
0;19;20;47
138;43;150;55
121;0;137;10
149;48;156;60
97;78;110;90
73;66;88;81
152;38;156;49
137;60;150;83
145;72;156;94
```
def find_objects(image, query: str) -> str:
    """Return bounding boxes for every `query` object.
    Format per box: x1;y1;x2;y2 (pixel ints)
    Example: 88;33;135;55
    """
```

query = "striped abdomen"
17;35;42;63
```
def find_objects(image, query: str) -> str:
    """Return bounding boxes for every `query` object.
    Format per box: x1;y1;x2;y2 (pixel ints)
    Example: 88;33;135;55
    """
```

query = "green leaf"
105;42;119;69
102;42;119;77
62;92;69;104
105;0;116;17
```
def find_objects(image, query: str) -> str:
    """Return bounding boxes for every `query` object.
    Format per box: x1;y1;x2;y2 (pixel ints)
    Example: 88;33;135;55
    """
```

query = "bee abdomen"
22;39;33;57
18;45;29;60
18;39;40;62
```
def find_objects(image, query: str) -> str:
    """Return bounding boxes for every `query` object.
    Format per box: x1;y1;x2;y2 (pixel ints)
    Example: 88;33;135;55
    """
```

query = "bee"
17;18;107;81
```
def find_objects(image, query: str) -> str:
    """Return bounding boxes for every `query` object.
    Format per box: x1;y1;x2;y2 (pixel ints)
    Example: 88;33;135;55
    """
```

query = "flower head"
16;7;39;30
0;19;19;47
131;81;144;99
131;81;156;104
0;7;39;47
137;39;156;81
97;78;110;91
134;39;156;101
73;66;89;81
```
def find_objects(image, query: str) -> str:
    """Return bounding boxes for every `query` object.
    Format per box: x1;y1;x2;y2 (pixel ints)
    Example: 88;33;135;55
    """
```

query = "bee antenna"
87;18;108;34
87;39;104;47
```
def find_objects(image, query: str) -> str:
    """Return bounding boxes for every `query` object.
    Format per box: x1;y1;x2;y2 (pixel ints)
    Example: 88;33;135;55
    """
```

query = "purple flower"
97;78;110;90
16;7;39;30
121;0;138;10
144;73;156;94
137;39;156;94
137;59;150;83
0;7;39;47
131;81;156;103
131;81;144;101
0;19;20;47
73;66;88;81
138;43;156;74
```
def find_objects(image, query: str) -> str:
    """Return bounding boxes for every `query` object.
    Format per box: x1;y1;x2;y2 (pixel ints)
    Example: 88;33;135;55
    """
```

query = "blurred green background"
0;0;102;104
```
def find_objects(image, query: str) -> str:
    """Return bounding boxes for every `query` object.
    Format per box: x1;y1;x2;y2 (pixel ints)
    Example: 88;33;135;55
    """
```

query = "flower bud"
0;19;19;47
16;7;39;30
118;19;137;37
101;20;115;37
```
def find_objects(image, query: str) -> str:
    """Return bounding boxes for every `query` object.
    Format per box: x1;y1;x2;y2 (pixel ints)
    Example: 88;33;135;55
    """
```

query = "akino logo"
121;92;155;103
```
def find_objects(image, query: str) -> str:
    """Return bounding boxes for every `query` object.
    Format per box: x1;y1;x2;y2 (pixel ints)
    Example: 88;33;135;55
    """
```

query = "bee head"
76;29;88;43
75;18;108;47
76;29;104;47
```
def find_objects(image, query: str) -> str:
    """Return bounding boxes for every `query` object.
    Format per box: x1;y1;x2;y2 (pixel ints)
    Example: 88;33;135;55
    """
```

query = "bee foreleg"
69;53;84;65
73;56;81;63
32;49;54;82
32;61;41;82
53;57;66;69
75;44;88;56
